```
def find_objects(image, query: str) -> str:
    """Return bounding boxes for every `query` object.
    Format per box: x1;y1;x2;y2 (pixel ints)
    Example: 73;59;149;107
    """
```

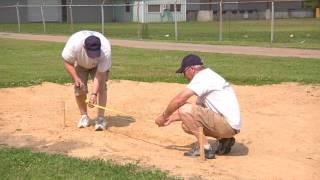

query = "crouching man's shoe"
184;146;215;159
204;146;215;159
215;137;235;155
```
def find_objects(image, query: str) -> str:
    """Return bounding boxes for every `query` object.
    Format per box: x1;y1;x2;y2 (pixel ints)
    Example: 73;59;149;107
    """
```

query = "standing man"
155;54;241;159
62;30;111;131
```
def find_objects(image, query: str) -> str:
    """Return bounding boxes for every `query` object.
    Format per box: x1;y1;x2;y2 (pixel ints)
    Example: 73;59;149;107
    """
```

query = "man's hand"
155;113;169;127
163;117;175;126
74;77;84;88
88;93;97;108
155;88;194;127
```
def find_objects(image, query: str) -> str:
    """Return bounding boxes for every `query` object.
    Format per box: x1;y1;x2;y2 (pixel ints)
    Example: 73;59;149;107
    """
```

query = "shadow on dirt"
165;139;249;156
106;115;135;128
165;144;193;152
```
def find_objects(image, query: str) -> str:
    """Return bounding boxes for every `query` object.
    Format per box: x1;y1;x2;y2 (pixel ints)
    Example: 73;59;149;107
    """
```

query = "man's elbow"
63;61;73;69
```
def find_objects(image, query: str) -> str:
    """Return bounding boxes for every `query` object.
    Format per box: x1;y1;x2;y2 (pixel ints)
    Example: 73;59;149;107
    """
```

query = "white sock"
81;114;88;118
204;144;211;150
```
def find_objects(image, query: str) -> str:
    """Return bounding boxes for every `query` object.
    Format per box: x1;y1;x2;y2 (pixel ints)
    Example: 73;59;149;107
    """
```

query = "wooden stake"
199;126;205;161
63;100;66;128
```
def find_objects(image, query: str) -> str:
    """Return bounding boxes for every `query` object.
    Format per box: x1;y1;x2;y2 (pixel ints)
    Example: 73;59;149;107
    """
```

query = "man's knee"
181;122;192;134
179;104;198;134
178;103;193;116
74;85;88;96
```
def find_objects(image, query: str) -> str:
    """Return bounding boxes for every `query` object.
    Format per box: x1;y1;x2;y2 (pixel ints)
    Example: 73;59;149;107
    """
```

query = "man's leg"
194;107;237;155
179;104;209;145
94;70;108;131
97;81;107;117
76;94;88;115
75;66;90;128
97;90;106;116
179;104;214;159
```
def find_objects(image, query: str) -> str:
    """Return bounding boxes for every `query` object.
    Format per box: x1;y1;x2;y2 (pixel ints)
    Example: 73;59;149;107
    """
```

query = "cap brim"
176;67;184;73
86;50;101;59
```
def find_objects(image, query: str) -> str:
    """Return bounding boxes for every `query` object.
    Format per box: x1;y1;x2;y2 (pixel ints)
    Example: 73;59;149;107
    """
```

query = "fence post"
69;0;74;33
142;0;145;23
41;0;46;33
219;0;223;41
270;1;274;43
101;0;106;35
137;1;141;39
15;1;21;33
174;1;178;41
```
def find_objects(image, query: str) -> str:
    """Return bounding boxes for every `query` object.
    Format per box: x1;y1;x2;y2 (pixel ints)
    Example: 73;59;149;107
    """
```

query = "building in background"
187;0;310;21
0;0;314;23
132;0;186;23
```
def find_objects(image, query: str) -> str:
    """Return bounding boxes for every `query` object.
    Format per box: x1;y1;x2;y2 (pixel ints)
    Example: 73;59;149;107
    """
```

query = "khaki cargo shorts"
191;105;237;139
74;65;107;96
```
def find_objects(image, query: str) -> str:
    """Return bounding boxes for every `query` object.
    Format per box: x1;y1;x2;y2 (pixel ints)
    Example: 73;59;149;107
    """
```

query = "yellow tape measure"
85;100;132;117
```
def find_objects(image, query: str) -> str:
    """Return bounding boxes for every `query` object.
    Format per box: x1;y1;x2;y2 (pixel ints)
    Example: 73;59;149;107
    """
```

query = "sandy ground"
0;80;319;179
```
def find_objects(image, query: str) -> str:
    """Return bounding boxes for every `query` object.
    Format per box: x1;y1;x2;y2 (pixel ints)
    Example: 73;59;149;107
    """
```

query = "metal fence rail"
0;0;317;46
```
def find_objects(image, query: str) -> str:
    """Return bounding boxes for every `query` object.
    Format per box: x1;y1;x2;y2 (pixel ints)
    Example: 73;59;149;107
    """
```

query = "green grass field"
0;18;319;49
0;38;320;178
0;38;319;88
0;147;174;179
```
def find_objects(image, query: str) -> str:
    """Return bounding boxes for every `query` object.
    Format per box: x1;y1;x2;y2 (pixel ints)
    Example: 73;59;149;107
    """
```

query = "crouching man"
155;54;241;159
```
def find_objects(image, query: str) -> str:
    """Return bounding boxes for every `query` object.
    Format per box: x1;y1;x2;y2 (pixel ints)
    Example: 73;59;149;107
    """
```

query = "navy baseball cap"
84;35;101;58
176;54;203;73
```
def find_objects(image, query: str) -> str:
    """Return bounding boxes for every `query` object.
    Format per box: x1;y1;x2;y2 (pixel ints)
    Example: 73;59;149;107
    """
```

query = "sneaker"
204;147;215;159
184;146;215;159
184;146;200;157
77;114;90;128
95;116;107;131
215;137;235;155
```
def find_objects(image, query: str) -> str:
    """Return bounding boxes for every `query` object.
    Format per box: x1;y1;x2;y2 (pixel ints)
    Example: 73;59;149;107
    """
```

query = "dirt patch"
0;80;319;179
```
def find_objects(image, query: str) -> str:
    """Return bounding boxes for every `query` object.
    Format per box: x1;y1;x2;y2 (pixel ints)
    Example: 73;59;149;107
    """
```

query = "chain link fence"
0;0;319;48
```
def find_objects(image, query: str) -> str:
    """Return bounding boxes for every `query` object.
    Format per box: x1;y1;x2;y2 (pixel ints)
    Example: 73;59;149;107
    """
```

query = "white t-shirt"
187;68;241;130
61;30;112;72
